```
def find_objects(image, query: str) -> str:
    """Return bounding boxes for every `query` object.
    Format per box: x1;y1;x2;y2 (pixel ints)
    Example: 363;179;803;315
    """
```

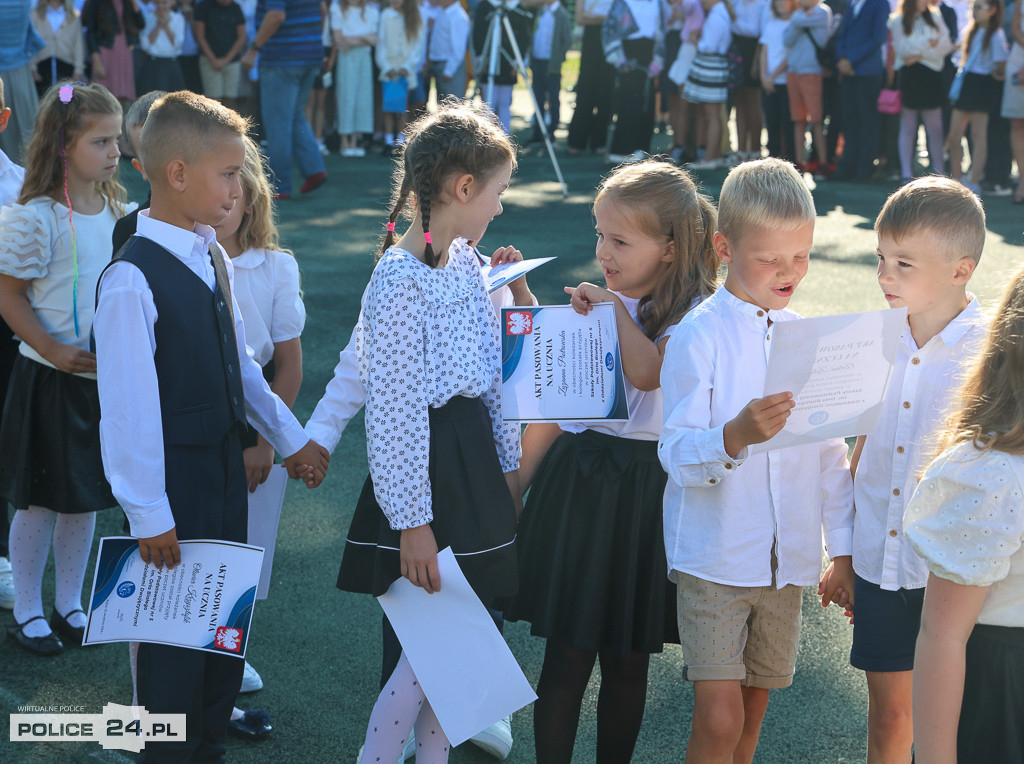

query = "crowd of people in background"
1;0;1023;200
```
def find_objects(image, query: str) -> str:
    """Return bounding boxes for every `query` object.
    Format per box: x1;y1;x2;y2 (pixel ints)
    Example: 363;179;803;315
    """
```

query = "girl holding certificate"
504;160;720;763
333;100;522;764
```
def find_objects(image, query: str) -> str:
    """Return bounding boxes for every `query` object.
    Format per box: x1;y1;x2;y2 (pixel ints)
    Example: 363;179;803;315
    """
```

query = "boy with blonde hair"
94;91;328;762
848;176;987;763
659;157;854;764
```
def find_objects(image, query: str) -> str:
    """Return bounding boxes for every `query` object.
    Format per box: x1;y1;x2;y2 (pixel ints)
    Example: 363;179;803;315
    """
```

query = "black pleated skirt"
502;430;678;658
899;63;944;110
0;354;115;512
337;395;518;599
958;623;1024;763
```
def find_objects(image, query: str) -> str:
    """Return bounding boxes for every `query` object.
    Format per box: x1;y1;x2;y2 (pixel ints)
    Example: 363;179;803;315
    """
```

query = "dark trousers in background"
608;38;655;156
762;84;794;162
179;54;203;94
838;74;883;178
567;23;614;152
985;110;1013;187
530;60;562;138
823;73;842;163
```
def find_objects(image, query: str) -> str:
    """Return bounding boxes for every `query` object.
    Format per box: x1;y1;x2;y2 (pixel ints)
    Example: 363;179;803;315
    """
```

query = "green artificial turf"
2;93;1022;763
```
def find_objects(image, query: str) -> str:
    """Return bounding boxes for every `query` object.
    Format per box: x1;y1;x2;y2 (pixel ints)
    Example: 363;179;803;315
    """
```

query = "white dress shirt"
140;10;185;58
906;442;1024;628
659;286;854;588
94;211;309;540
732;0;767;37
428;1;470;77
697;2;733;55
852;297;986;590
230;247;305;368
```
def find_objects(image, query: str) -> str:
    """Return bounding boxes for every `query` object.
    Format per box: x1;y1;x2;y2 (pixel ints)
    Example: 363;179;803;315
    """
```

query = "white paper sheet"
377;548;537;747
247;465;288;600
752;307;906;453
481;257;556;294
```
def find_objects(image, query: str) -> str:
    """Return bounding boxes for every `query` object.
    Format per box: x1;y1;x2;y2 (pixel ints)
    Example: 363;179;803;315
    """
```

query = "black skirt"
337;396;518;599
899;63;945;110
954;72;1002;113
958;623;1024;763
0;354;115;512
502;430;679;658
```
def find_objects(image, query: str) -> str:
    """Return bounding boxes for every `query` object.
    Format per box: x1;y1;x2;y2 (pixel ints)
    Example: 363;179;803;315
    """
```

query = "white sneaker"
317;139;329;156
469;716;513;760
239;661;263;693
0;556;13;609
351;147;366;158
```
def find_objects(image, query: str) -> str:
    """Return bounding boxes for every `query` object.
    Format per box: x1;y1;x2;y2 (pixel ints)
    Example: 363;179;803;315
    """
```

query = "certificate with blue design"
501;303;629;422
83;538;263;658
753;307;907;453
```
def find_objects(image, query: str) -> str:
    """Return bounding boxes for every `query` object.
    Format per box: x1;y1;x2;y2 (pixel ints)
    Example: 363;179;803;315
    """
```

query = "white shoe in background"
469;716;513;760
239;661;263;693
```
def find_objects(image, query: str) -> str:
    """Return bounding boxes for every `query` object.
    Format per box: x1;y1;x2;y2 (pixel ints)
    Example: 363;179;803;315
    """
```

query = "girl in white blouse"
0;83;126;655
334;100;521;764
906;263;1024;764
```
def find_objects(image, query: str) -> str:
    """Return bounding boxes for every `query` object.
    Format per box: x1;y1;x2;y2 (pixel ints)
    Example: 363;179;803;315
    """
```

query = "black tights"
533;639;651;763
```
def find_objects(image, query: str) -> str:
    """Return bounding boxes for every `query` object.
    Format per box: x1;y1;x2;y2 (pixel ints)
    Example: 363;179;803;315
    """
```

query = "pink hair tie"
423;232;432;244
59;84;74;103
386;222;396;232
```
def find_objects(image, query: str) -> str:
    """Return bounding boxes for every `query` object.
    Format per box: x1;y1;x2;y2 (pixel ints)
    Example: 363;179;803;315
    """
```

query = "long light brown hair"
18;81;126;217
594;160;720;341
935;264;1024;458
235;135;291;255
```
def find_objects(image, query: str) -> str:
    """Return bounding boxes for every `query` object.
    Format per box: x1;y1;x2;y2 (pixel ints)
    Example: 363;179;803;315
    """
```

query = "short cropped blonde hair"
875;176;986;264
717;158;816;242
140;91;249;181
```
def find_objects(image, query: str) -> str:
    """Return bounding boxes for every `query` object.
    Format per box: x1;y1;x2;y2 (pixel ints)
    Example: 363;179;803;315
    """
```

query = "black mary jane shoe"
50;609;86;646
7;615;64;656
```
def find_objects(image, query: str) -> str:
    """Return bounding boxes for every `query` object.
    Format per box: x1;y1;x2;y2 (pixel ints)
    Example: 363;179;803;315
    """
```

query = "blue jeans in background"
258;64;326;196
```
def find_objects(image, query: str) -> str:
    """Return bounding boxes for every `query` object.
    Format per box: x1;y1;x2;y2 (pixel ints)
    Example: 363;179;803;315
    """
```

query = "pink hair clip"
423;232;432;244
59;84;74;104
386;222;396;232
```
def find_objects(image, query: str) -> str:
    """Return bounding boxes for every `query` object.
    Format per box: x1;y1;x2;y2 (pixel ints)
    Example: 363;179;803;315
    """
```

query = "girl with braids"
503;159;720;763
327;99;522;764
0;82;126;655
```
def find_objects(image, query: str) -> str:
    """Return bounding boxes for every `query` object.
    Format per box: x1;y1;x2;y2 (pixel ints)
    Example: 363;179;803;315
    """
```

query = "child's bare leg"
734;685;770;764
703;102;723;160
687;680;745;764
811;122;827;166
966;112;989;186
865;670;914;764
945;110;968;180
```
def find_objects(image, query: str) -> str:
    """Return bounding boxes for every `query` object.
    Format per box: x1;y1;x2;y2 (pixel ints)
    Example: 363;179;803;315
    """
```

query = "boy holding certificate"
658;158;854;764
94;91;328;762
847;176;987;762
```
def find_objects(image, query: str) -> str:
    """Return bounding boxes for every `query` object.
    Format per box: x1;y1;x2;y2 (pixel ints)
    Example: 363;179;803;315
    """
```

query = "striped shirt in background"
256;0;322;66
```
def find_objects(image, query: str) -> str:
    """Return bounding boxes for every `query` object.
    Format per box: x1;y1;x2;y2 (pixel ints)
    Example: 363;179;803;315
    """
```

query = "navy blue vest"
108;236;247;448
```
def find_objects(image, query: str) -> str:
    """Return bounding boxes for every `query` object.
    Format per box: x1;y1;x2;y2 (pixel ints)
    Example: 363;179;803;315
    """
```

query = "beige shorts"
199;58;241;100
676;572;803;689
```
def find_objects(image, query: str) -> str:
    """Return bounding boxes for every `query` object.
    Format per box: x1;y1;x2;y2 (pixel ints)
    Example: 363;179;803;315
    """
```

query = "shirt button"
911;357;920;365
757;310;764;317
709;478;717;485
903;401;911;409
892;487;901;496
233;396;239;406
725;463;733;470
896;445;905;454
766;334;771;341
889;529;898;537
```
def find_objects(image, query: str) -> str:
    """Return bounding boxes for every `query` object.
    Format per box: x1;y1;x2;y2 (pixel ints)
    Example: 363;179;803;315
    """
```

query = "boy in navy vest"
93;91;328;763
